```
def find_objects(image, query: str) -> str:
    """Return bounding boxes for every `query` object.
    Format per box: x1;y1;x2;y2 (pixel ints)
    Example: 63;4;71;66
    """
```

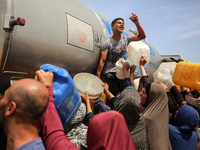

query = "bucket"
128;41;150;66
172;62;200;90
73;73;104;102
115;58;130;79
39;64;81;128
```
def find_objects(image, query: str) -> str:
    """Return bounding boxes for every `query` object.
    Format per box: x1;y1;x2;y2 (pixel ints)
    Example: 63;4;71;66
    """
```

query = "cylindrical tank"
0;0;162;93
0;0;107;92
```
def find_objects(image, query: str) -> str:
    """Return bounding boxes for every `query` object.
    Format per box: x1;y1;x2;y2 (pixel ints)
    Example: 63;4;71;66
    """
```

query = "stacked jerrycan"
115;41;150;80
153;62;177;88
172;62;200;90
40;64;82;128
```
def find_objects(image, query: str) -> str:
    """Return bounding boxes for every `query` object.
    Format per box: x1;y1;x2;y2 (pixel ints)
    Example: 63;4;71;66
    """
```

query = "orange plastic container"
172;62;200;90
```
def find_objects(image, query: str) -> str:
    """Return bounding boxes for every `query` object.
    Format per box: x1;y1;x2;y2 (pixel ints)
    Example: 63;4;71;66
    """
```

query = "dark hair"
111;18;124;27
191;90;200;98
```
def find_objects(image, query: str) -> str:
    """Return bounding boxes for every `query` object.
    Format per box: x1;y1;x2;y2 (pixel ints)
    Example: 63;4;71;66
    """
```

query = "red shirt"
39;85;79;150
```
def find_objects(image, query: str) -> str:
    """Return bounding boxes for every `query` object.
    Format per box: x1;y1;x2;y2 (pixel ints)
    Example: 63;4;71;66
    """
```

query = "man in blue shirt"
0;79;49;150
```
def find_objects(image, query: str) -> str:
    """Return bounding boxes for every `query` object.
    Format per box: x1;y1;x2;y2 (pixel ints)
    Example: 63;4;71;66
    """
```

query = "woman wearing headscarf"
64;91;96;149
169;105;199;150
87;111;136;150
139;55;172;150
101;62;149;150
114;87;149;150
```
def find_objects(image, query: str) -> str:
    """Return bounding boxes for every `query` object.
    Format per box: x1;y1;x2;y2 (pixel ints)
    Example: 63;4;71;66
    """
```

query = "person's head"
87;111;135;150
111;18;124;33
140;83;167;108
139;83;151;107
0;79;49;130
191;90;200;98
115;88;141;124
175;105;199;131
188;92;193;97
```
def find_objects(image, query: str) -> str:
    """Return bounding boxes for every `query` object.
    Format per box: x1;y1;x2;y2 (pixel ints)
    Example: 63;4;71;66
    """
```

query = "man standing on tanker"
96;13;146;96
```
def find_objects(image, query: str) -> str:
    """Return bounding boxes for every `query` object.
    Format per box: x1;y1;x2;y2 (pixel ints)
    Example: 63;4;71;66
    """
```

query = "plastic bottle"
128;41;150;66
172;62;200;90
39;64;82;128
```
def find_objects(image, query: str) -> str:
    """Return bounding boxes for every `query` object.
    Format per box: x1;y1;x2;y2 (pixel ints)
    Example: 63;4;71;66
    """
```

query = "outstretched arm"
130;65;136;85
139;55;150;85
81;91;93;114
139;55;147;77
102;83;115;100
81;91;94;124
36;69;79;150
122;61;130;78
122;61;136;87
129;13;146;41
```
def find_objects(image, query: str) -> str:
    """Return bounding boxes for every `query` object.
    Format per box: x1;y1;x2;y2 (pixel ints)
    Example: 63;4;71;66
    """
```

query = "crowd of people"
0;13;200;150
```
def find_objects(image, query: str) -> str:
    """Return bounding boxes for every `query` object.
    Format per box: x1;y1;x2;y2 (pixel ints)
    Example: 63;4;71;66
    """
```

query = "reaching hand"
140;55;147;66
35;69;54;86
130;65;136;74
80;91;90;104
102;83;109;93
155;81;170;92
122;61;130;74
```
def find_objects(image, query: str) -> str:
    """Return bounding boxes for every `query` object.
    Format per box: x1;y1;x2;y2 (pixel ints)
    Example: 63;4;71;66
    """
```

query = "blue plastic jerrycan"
40;64;81;128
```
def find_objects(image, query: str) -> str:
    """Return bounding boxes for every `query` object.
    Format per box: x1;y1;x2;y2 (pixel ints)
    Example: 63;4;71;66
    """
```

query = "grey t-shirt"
101;36;132;74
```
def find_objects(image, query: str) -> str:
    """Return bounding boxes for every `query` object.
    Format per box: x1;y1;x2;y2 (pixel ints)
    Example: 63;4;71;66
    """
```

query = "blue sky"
79;0;200;63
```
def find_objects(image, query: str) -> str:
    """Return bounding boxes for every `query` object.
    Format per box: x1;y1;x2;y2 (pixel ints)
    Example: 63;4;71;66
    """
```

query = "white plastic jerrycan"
158;62;177;75
115;58;130;79
128;41;150;66
153;62;177;88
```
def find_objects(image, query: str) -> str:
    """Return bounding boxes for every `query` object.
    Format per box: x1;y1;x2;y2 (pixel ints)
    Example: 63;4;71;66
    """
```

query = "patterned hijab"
64;103;88;149
114;88;149;150
142;83;172;150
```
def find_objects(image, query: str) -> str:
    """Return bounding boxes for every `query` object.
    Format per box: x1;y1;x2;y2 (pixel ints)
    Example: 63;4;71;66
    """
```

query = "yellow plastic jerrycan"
172;62;200;90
